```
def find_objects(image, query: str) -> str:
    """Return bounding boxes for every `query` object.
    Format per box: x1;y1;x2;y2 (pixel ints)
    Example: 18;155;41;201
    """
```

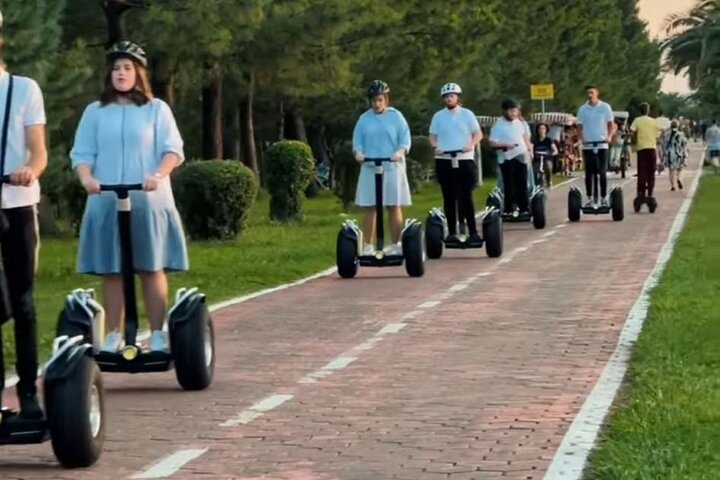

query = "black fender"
44;343;94;384
569;186;582;199
482;208;500;225
168;289;209;328
339;224;359;242
426;212;445;229
401;220;423;240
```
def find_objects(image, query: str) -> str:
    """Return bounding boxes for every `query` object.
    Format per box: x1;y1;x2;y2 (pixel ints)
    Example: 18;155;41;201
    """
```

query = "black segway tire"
55;308;92;345
403;229;425;278
531;194;546;230
568;190;582;222
611;189;624;221
483;213;503;258
647;196;658;214
45;355;104;468
633;196;642;213
171;303;215;391
424;217;444;260
336;231;358;278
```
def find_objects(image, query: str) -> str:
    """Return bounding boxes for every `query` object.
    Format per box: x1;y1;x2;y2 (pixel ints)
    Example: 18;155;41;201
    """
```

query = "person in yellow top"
629;103;665;203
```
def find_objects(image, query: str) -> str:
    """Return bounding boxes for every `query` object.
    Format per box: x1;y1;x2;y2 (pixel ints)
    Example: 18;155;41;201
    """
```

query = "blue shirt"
352;107;411;159
429;107;481;160
70;99;185;205
577;100;614;149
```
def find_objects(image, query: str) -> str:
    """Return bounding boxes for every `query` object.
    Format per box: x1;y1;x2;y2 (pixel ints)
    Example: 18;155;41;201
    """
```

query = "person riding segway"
568;85;624;222
424;83;502;259
629;102;664;213
486;99;547;229
336;80;424;277
0;8;105;466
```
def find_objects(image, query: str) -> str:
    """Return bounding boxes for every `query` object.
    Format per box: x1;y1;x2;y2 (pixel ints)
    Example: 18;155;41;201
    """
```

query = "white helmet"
440;83;462;96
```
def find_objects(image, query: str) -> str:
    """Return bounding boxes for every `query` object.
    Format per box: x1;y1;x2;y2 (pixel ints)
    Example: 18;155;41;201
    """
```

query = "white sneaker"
149;330;170;353
101;330;123;352
362;244;374;255
389;242;403;255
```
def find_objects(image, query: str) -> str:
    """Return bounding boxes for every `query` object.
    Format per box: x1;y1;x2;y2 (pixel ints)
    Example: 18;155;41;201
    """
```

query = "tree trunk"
292;106;308;143
277;100;285;141
234;103;242;161
241;71;258;174
212;74;223;159
201;62;223;160
102;0;137;47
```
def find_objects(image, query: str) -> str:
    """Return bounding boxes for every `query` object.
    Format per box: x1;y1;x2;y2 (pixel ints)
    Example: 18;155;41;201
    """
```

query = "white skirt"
354;160;412;207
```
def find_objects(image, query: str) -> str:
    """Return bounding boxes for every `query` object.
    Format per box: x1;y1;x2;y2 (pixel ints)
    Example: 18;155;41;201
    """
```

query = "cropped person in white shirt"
489;98;533;214
0;8;48;419
428;83;483;244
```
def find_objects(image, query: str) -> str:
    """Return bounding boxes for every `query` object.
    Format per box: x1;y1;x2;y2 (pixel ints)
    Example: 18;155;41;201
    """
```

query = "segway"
336;158;424;278
633;194;658;213
56;184;215;391
425;150;502;259
486;147;547;229
567;143;624;222
0;175;105;468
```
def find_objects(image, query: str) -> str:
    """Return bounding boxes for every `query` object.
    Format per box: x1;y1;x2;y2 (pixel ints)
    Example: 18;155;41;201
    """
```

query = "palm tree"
661;1;720;90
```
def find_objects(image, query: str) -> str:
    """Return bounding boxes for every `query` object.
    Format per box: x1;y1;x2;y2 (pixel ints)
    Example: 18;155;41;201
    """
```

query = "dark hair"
99;57;153;106
585;84;597;91
639;103;650;115
535;122;549;136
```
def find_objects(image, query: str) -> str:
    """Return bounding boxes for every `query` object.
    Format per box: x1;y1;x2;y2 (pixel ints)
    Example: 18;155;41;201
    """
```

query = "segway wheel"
336;231;358;278
568;190;582;222
647;197;658;214
483;213;503;258
531;193;547;230
403;228;425;277
45;355;104;468
171;302;215;391
486;193;502;211
633;196;642;213
424;217;444;259
621;163;626;179
611;189;624;221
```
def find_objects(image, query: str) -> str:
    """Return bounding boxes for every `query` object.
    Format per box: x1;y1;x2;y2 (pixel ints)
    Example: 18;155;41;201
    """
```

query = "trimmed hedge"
262;140;315;223
172;160;258;240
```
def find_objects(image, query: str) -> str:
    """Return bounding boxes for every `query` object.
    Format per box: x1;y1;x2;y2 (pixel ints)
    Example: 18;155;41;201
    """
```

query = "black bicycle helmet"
367;80;390;97
107;40;148;67
501;98;520;111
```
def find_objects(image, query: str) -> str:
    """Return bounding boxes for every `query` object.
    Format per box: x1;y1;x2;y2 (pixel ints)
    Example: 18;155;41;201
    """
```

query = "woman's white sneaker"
149;330;170;353
101;330;123;352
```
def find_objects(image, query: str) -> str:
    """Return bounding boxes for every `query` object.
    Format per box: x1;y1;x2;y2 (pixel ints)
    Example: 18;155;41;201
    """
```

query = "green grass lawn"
3;181;496;370
585;171;720;479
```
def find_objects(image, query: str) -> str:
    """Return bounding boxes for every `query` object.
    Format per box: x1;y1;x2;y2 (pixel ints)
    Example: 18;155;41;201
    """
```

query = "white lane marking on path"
543;163;704;479
129;178;585;478
131;449;209;479
220;394;294;427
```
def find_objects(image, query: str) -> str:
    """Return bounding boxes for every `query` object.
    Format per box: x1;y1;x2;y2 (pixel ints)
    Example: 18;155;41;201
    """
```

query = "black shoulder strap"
0;74;15;198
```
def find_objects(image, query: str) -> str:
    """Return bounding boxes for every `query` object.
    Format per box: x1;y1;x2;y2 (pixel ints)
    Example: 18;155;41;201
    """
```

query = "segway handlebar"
494;144;518;152
440;149;465;157
363;157;392;165
100;184;144;199
583;141;606;147
99;184;144;193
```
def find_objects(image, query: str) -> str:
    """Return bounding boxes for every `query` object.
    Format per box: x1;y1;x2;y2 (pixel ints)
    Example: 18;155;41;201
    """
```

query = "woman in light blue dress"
352;80;412;256
70;41;188;353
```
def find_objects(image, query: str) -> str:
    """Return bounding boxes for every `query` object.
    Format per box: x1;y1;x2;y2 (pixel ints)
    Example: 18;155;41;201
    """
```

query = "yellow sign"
531;84;554;100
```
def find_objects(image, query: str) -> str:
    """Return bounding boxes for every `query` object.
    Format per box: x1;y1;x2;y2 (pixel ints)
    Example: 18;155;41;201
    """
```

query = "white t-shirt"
489;118;528;163
576;100;614;150
429;107;481;160
0;70;47;209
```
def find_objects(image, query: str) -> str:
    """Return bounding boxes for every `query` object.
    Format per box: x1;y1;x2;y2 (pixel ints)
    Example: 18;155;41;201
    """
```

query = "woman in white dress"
352;80;412;256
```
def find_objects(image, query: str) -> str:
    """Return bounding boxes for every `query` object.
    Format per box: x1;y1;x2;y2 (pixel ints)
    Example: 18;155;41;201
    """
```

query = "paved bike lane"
0;153;701;479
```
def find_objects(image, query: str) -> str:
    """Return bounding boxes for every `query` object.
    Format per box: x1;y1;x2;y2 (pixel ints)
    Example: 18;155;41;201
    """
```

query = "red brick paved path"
0;153;702;479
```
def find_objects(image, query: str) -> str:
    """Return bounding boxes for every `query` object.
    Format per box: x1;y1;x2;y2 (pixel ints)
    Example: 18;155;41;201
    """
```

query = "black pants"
582;148;609;199
500;157;528;212
435;158;478;235
0;206;39;396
